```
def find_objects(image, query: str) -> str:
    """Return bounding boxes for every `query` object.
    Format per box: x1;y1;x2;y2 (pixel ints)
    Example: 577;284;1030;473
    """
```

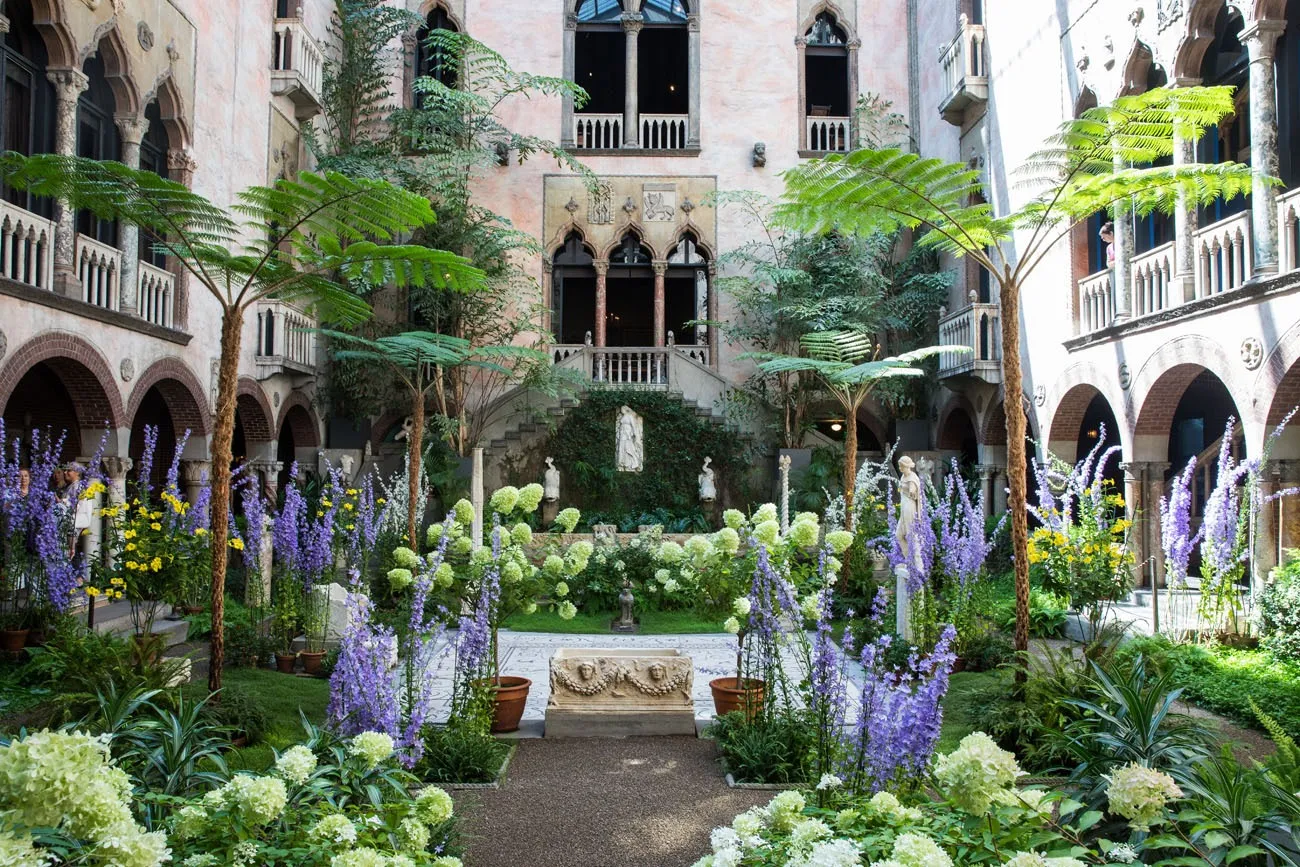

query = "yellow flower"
346;523;355;531
346;489;359;496
125;561;139;571
377;498;387;505
125;543;136;552
124;529;137;540
150;557;163;572
86;586;100;597
113;591;123;599
321;499;333;508
195;528;208;537
230;538;245;551
150;511;162;520
110;577;123;585
150;523;162;531
343;503;354;511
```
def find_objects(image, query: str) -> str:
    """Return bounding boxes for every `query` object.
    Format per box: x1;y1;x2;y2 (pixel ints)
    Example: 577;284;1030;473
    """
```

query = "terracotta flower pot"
0;629;29;653
24;628;45;648
299;650;326;676
709;677;766;719
482;676;531;733
275;651;298;673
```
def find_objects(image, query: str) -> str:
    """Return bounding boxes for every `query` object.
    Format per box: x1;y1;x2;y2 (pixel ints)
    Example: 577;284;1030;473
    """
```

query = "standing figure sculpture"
543;457;561;502
894;455;925;638
698;456;716;503
615;406;644;473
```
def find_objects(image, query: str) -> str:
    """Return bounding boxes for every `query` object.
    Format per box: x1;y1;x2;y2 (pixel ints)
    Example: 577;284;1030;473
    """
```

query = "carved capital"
46;68;89;102
621;12;644;34
114;113;150;146
401;32;418;50
167;148;198;179
101;456;133;479
180;460;211;485
687;12;700;32
593;260;610;277
651;260;668;276
1240;18;1286;58
564;13;578;31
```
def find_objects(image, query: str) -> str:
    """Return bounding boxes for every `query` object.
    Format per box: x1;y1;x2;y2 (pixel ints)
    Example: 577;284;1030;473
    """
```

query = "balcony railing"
271;17;324;117
76;234;122;313
1131;241;1174;317
1197;211;1251;297
1;201;55;291
137;261;174;328
574;114;622;149
938;301;1001;381
255;301;316;377
938;16;988;125
1078;270;1114;335
1280;187;1300;274
641;114;688;150
805;116;851;153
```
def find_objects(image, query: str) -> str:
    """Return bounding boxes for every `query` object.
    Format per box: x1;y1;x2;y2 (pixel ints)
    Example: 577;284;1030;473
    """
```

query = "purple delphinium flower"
937;460;995;590
1160;456;1201;589
328;590;400;738
273;463;304;575
397;515;454;765
135;424;159;502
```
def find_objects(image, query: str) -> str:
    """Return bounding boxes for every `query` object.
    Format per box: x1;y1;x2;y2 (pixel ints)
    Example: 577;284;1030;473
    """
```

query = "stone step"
92;601;191;647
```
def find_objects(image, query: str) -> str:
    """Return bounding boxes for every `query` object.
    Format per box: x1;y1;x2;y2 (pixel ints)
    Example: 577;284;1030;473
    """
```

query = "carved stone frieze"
547;650;693;710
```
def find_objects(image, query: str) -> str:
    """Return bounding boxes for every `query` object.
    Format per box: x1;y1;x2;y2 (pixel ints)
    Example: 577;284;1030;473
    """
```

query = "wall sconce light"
830;422;843;433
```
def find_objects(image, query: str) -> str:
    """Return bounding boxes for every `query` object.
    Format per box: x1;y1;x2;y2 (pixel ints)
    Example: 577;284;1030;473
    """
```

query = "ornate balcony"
1280;187;1300;274
254;301;317;379
571;113;691;150
75;234;123;314
938;298;1001;383
1;200;55;291
137;261;175;329
271;17;324;119
805;116;852;153
938;16;988;126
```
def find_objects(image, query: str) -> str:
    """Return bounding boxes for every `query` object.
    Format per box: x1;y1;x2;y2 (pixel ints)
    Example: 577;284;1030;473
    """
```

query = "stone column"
1172;121;1200;302
115;114;149;317
707;263;719;370
1120;461;1161;590
180;460;211;519
687;13;701;147
594;260;609;348
993;468;1009;515
1256;462;1280;590
47;69;89;300
1111;149;1133;322
976;465;995;518
562;14;578;147
166;149;199;330
1144;463;1170;588
541;255;554;338
101;457;132;569
622;13;643;148
796;37;808;150
470;447;484;550
778;454;792;534
652;259;667;347
1241;19;1286;277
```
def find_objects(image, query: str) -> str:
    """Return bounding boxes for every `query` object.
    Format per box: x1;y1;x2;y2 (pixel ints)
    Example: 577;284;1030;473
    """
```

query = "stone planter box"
545;648;695;737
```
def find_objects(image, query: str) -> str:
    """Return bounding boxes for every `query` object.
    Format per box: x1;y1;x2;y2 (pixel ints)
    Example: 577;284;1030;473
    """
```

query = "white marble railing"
76;234;122;312
1196;211;1251;297
593;348;669;386
939;17;987;115
641;114;688;150
674;344;710;367
272;18;324;102
256;302;316;368
137;261;173;328
806;116;851;153
1131;241;1174;317
1078;270;1114;334
938;302;1000;375
574;114;623;150
0;201;55;291
1279;187;1300;274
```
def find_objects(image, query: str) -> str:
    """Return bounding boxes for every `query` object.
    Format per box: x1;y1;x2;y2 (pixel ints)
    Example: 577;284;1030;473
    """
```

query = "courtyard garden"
0;11;1298;867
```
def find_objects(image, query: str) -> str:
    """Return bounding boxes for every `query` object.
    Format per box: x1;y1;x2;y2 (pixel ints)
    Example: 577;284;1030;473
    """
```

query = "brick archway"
1129;335;1254;458
980;395;1036;447
235;378;274;442
936;395;980;449
0;332;125;430
127;358;211;436
276;392;320;448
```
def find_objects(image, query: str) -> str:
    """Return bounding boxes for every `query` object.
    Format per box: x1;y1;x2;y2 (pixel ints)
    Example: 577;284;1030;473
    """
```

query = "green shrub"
995;587;1069;638
415;725;510;784
202;685;270;743
707;710;813;784
958;631;1015;672
1258;560;1300;661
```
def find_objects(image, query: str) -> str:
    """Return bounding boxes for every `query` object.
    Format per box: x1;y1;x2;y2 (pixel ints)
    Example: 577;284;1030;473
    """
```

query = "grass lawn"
502;608;723;634
936;670;1000;753
192;668;330;772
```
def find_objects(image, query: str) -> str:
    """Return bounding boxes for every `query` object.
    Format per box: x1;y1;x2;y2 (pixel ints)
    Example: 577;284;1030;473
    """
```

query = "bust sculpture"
698;456;717;503
543;456;561;502
339;454;355;480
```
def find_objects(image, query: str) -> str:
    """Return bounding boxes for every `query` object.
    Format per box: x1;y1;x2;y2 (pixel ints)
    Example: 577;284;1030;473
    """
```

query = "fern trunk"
843;408;858;533
207;307;243;692
408;389;424;549
999;278;1031;674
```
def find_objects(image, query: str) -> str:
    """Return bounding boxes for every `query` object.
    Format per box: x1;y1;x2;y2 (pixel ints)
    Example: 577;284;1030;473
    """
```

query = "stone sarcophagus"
545;648;695;737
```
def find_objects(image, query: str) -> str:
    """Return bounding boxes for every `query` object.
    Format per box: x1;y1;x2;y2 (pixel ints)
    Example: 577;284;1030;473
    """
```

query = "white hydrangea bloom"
348;731;396;769
932;732;1023;814
795;838;861;867
789;817;833;850
723;616;741;634
733;597;752;617
274;745;317;785
889;832;953;867
309;813;358;845
1105;763;1181;830
816;774;843;791
415;786;454;824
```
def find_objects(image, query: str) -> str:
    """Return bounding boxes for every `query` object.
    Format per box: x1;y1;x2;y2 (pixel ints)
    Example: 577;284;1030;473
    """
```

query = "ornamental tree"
1;154;484;690
777;86;1255;660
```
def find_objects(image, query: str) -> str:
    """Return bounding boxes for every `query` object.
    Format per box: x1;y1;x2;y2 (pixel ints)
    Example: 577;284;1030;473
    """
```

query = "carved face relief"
578;662;595;680
648;663;666;681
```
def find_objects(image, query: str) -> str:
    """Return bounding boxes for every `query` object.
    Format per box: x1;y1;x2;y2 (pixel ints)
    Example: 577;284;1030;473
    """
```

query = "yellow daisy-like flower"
321;499;333;508
125;561;139;571
110;577;123;585
113;591;123;599
343;503;354;511
150;557;163;572
150;523;162;531
346;489;359;496
377;498;387;505
86;586;100;597
346;523;355;531
124;529;137;539
125;543;136;551
230;538;245;551
195;528;208;537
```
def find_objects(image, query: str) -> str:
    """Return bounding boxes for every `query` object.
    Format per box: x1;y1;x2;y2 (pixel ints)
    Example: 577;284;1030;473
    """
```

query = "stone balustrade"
137;261;174;328
255;301;317;377
938;16;988;125
1197;210;1252;297
573;113;623;150
1278;187;1300;274
0;200;55;291
1078;269;1115;335
76;234;122;313
640;114;688;150
1131;241;1175;317
805;116;851;153
938;302;1001;380
272;17;324;115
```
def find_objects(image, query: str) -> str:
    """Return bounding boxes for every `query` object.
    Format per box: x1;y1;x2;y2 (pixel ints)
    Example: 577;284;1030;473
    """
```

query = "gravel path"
453;737;772;867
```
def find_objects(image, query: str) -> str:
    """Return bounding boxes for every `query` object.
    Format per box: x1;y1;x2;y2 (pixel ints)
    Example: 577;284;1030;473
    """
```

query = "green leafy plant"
414;724;509;784
1258;554;1300;661
707;710;813;785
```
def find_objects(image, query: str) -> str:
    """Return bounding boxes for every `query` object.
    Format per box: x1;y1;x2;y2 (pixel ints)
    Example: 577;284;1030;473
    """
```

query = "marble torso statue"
615;406;644;473
698;456;716;502
895;455;924;572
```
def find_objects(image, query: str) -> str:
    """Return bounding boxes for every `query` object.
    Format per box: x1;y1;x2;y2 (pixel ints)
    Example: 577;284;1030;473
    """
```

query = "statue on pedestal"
543;457;561;502
894;455;925;639
615;405;644;473
698;456;716;503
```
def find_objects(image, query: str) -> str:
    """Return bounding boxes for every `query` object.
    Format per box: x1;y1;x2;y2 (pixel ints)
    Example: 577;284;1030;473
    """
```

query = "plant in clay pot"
272;590;300;674
299;599;328;676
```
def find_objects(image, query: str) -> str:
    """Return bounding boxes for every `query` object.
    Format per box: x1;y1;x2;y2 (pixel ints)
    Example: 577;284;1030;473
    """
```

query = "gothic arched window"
1;2;55;215
415;6;459;99
803;10;852;152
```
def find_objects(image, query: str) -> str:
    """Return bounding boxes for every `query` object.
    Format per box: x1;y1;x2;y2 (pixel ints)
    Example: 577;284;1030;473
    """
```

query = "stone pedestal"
546;648;694;737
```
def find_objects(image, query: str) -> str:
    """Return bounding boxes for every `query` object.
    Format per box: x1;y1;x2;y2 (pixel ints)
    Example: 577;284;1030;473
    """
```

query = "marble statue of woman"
895;455;924;571
543;456;561;502
698;456;716;503
615;406;644;472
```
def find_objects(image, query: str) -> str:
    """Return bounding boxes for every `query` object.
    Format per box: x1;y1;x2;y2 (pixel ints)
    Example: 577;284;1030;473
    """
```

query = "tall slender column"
796;37;809;151
47;69;89;300
115;114;149;316
687;13;701;147
166;150;199;330
594;260;609;348
706;263;719;370
993;468;1009;514
1256;462;1280;590
1112;150;1133;322
622;13;643;148
1241;19;1286;277
101;457;132;569
1120;461;1154;589
1172;118;1200;302
562;14;578;147
976;464;995;518
541;255;554;338
180;460;211;518
652;259;667;347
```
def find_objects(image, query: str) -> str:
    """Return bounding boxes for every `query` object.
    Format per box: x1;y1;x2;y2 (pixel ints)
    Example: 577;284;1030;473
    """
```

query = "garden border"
435;742;517;791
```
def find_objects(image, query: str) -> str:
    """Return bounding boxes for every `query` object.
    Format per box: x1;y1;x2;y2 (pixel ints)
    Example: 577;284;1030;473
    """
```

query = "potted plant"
0;611;28;653
272;590;300;674
299;596;328;676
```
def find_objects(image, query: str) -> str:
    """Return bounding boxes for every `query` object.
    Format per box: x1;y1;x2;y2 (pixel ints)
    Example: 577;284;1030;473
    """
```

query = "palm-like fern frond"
323;330;471;370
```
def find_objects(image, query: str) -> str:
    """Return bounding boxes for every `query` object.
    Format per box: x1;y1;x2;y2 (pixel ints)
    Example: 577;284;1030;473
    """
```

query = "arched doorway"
552;231;596;345
606;230;654;346
128;386;177;491
2;1;55;219
803;10;850;151
665;231;708;348
276;400;319;491
2;362;84;462
937;403;980;470
1049;384;1125;490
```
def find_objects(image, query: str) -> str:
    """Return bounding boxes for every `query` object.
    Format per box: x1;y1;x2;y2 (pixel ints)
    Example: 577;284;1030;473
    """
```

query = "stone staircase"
89;597;191;647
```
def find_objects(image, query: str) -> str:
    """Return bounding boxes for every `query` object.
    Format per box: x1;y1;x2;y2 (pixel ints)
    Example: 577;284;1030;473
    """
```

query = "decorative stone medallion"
1118;362;1132;390
273;391;281;408
137;21;154;51
120;358;135;382
1034;385;1047;407
642;183;677;221
1241;337;1264;370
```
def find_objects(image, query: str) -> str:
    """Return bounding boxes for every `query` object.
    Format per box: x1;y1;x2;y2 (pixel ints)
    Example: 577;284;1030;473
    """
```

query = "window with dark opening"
552;232;596;345
666;232;707;344
1197;6;1249;223
138;100;171;266
76;53;120;244
1;2;55;215
415;7;459;96
805;12;850;119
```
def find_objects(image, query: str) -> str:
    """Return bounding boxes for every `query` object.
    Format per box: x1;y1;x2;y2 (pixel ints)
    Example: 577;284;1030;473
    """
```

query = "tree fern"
1251;698;1300;794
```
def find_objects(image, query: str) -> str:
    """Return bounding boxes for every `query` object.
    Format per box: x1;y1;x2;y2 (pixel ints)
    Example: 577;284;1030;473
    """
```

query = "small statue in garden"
615;405;644;473
543;457;561;502
698;456;716;502
613;577;637;633
339;454;355;480
895;455;925;639
394;416;414;442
